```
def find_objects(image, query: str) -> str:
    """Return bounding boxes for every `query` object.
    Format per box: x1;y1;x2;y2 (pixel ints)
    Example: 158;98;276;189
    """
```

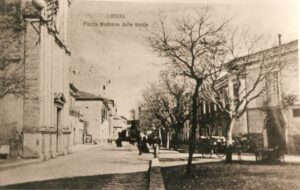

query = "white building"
112;115;128;140
75;91;110;144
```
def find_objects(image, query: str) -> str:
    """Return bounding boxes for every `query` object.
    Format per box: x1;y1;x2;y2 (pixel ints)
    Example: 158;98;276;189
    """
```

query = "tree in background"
140;70;192;150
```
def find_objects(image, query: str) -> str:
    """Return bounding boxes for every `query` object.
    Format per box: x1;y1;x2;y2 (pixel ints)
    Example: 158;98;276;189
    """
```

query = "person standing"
136;133;142;155
152;130;161;158
141;137;149;153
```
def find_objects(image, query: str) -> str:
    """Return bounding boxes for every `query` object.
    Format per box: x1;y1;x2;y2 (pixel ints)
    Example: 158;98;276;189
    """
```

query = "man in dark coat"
152;131;161;158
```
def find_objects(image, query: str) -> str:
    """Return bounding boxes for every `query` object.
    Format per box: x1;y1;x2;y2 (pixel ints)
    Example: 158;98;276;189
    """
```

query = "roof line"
232;39;298;62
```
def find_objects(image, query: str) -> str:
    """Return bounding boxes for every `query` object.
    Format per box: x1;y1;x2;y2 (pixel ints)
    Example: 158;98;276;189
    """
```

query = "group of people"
137;131;161;158
115;128;161;158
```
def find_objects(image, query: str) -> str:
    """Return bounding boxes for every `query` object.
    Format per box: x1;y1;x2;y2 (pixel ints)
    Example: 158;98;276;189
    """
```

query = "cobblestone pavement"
0;143;153;189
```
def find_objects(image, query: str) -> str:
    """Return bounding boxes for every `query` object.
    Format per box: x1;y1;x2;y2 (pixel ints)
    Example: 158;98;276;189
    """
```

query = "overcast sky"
70;0;298;118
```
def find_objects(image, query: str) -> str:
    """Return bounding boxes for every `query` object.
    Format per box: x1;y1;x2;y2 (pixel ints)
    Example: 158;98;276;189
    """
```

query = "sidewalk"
0;144;102;171
231;153;300;164
157;148;221;168
158;148;300;165
158;148;203;161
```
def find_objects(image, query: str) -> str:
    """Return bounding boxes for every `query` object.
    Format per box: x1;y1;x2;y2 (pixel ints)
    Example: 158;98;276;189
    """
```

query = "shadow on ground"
161;161;300;190
0;171;149;190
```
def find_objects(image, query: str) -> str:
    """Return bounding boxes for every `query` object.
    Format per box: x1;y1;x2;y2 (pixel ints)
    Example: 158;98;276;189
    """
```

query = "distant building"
112;115;128;140
75;90;110;144
69;83;85;145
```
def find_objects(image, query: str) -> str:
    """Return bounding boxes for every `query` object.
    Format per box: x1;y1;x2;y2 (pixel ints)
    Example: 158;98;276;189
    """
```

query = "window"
233;81;240;104
265;71;279;104
292;108;300;117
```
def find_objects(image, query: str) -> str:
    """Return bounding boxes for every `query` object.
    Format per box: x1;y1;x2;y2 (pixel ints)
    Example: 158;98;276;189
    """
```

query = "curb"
148;158;165;190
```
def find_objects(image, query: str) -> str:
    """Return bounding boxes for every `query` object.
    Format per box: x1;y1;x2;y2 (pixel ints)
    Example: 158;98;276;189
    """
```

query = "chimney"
278;34;282;45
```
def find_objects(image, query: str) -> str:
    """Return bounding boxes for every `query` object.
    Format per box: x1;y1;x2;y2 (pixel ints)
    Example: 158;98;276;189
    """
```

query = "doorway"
265;108;286;151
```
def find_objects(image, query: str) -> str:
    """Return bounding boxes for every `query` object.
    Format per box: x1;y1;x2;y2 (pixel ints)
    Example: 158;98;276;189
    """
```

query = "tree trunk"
159;128;162;146
166;131;170;149
174;125;179;150
186;82;201;177
225;118;235;163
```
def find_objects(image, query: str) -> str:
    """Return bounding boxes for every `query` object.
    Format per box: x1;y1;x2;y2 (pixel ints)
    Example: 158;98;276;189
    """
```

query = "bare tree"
140;81;172;131
0;1;26;99
140;71;192;149
146;9;229;176
201;29;287;162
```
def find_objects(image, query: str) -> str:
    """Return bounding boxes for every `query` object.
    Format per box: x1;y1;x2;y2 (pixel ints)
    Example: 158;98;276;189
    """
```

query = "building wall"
76;100;110;144
112;116;127;140
278;45;299;153
245;56;299;137
107;102;116;141
0;96;23;141
280;44;299;100
69;92;84;145
285;107;300;153
22;0;71;159
112;117;121;140
69;115;84;145
0;0;71;159
231;41;299;153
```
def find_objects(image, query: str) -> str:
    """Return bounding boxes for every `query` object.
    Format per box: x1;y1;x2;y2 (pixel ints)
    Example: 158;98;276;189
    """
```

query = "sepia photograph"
0;0;299;189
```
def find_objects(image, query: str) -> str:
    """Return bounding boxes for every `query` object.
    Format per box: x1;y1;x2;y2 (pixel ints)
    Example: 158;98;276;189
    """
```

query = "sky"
70;0;298;118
